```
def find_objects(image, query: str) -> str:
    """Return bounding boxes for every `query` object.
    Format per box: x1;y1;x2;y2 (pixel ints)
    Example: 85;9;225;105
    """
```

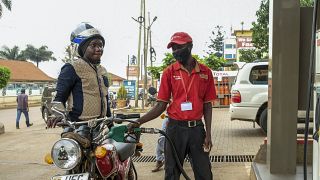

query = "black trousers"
164;119;212;180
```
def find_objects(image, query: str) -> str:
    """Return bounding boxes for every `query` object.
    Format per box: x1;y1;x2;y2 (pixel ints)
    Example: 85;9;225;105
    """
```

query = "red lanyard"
179;70;195;101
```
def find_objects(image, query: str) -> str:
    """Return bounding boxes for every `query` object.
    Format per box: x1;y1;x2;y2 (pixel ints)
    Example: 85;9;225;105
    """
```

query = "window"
225;44;234;49
225;54;233;59
249;65;268;85
6;84;14;90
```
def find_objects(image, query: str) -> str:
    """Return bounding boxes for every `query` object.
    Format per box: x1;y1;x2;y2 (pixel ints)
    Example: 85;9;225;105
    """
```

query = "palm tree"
22;44;57;67
61;44;76;63
0;45;25;60
0;0;12;18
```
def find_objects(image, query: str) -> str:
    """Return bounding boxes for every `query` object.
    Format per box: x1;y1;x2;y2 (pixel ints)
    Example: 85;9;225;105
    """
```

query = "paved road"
0;106;265;180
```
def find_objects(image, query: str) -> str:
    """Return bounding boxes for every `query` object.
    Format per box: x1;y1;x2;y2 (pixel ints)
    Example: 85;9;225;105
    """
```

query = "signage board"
123;80;136;99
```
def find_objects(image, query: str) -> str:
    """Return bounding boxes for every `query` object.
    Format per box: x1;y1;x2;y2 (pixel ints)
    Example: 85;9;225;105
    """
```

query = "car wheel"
259;108;268;133
43;108;49;123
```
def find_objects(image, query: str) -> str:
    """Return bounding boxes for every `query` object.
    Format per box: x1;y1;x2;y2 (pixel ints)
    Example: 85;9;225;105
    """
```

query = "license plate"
51;173;89;180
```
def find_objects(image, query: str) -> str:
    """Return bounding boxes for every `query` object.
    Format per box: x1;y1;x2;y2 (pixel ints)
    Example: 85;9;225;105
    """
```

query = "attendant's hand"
203;133;212;152
127;121;141;133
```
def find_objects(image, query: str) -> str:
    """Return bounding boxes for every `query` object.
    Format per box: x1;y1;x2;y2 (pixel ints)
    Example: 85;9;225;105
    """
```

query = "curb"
0;103;41;110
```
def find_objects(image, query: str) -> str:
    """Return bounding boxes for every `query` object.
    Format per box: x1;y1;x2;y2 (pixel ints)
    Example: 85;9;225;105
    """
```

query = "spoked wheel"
128;161;137;180
43;108;49;123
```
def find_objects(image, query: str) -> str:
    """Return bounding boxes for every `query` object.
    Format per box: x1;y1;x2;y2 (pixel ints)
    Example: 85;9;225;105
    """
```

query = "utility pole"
133;0;144;108
127;55;129;80
148;13;153;87
141;55;143;81
142;0;147;109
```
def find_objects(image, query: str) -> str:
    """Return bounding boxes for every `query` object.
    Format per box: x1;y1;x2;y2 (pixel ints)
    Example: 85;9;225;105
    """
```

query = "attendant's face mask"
172;44;191;64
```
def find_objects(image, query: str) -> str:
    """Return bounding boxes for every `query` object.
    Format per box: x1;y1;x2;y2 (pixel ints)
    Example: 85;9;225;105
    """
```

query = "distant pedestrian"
16;89;33;129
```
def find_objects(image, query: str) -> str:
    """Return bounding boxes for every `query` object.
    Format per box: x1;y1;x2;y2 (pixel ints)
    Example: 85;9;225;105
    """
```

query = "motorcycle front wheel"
127;162;136;180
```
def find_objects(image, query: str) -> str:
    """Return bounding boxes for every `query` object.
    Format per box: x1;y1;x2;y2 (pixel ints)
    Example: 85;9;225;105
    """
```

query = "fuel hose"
140;128;191;180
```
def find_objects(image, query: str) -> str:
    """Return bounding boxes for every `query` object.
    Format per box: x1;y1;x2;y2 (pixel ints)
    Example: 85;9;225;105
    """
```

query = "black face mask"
173;46;191;65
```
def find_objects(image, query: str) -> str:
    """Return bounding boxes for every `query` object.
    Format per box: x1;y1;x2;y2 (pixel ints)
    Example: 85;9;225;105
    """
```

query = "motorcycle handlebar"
60;117;140;129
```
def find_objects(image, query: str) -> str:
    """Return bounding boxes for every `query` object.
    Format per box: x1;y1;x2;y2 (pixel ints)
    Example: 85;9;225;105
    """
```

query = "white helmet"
70;23;105;57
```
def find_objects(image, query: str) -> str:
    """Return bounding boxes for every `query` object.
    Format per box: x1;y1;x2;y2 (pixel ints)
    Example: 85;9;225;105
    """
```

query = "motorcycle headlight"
51;138;82;170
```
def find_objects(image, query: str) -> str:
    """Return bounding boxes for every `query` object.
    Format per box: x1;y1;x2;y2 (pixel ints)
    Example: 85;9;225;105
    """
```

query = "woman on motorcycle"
47;22;111;128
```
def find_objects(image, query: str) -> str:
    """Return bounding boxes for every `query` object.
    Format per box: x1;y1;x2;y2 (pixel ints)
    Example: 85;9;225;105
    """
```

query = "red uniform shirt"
157;61;216;121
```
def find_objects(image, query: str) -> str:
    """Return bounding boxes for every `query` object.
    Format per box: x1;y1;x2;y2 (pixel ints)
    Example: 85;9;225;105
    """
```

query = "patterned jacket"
54;58;111;121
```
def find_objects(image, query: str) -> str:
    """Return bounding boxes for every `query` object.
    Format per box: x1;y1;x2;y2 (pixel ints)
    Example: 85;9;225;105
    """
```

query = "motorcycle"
45;102;144;180
145;87;157;107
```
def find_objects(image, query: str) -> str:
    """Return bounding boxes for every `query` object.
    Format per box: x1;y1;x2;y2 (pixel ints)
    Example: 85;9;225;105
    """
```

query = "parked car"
40;86;56;123
229;61;268;132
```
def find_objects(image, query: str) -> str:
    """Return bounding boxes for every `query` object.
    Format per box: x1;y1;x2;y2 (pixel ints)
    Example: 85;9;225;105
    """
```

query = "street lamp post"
143;12;157;109
147;13;157;87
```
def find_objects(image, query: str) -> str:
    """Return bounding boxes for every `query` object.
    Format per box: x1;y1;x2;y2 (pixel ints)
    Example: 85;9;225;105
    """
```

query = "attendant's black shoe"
27;123;33;127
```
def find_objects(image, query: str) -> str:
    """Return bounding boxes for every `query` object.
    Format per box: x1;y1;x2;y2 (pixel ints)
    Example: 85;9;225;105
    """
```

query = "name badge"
181;102;192;111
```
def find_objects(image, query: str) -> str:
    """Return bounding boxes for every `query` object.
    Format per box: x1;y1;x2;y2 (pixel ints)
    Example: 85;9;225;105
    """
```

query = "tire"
43;108;49;123
259;108;268;133
127;163;135;180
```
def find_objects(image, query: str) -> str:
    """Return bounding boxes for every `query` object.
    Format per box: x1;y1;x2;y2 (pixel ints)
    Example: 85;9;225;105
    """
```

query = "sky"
0;0;261;79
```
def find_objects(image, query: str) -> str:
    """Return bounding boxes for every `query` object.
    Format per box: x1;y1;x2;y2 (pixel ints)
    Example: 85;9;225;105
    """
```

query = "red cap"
167;32;193;49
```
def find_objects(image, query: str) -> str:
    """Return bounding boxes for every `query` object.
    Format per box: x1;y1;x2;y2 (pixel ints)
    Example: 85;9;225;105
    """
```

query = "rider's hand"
127;121;141;133
47;115;63;128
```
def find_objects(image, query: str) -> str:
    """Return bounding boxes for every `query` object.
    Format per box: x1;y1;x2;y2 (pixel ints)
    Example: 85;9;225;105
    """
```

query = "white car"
229;61;268;132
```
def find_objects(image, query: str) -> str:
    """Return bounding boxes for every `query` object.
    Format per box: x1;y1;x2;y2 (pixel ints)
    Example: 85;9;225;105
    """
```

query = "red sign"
237;37;254;48
127;66;139;76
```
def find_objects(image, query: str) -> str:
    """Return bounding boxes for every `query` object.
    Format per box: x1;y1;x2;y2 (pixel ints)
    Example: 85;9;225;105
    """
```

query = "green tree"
61;45;76;63
0;0;11;18
117;85;127;100
148;52;221;79
203;54;226;70
239;49;259;63
0;66;10;89
148;53;205;79
0;45;26;60
148;53;174;79
106;72;113;87
300;0;314;7
250;0;311;60
251;0;269;59
22;44;56;67
148;66;162;79
206;25;224;57
161;53;175;67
